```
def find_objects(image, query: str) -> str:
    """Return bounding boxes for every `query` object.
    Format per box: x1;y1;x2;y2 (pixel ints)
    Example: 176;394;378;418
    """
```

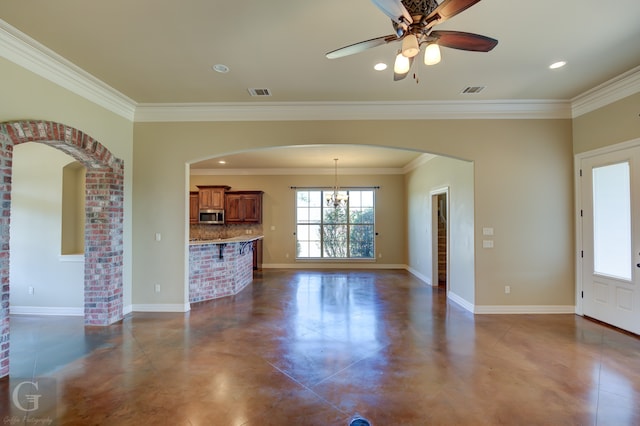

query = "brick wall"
0;120;125;377
189;241;254;303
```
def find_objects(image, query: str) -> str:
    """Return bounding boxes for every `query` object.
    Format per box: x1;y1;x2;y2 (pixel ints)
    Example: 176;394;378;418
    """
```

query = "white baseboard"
262;263;407;269
474;305;576;314
10;306;83;316
130;304;191;313
448;291;475;313
58;254;84;263
406;267;432;286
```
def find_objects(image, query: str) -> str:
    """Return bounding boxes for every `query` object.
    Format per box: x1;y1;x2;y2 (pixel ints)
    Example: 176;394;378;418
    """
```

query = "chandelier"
326;158;348;208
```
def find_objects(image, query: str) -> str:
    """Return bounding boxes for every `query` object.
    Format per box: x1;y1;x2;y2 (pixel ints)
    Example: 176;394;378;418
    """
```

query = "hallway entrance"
431;188;449;291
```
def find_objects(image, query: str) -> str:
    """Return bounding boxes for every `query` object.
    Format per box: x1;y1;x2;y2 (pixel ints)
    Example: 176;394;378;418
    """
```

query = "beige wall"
2;48;638;313
573;92;640;154
190;173;406;267
10;144;84;309
405;156;475;304
0;57;134;308
61;162;86;255
134;118;574;308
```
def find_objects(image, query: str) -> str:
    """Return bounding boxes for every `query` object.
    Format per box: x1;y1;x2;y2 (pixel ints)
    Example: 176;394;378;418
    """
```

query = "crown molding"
571;65;640;118
0;19;136;121
135;99;572;122
190;167;405;176
190;153;437;175
403;153;438;173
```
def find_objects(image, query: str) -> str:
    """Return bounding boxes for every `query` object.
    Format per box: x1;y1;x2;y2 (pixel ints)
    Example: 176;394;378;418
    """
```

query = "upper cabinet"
225;191;263;224
197;186;229;210
189;192;199;223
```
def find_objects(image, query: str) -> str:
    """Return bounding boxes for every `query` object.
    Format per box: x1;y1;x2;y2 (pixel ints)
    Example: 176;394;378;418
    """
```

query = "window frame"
295;188;376;260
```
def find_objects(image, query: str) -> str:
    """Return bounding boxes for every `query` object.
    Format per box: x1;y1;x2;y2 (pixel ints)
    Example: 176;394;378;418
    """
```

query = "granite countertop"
189;235;263;245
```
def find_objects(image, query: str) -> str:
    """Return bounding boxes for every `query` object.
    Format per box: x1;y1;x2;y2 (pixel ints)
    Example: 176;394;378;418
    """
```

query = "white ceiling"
2;0;639;169
189;145;427;171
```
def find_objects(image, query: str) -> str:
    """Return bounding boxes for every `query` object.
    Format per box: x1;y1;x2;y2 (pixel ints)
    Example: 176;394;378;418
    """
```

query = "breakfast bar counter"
188;235;263;303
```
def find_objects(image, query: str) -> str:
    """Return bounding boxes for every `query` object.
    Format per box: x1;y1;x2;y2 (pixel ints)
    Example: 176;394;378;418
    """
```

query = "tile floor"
1;269;640;425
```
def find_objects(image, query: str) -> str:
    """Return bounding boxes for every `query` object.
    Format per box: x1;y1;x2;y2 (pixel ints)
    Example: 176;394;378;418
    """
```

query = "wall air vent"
461;86;485;94
248;88;272;97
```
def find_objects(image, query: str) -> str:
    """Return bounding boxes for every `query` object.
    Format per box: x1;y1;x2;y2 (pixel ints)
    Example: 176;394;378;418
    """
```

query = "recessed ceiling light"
549;61;567;69
218;160;226;165
374;62;387;71
212;64;230;73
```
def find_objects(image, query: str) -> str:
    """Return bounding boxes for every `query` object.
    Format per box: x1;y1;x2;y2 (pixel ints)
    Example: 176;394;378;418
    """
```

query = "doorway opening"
431;188;449;290
0;120;125;378
577;139;640;335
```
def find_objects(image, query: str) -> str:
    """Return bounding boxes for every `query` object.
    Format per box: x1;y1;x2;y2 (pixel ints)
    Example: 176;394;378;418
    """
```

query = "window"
296;189;375;259
592;162;631;280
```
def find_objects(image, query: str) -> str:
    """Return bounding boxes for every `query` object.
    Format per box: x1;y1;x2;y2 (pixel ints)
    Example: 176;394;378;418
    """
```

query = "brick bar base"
189;242;254;303
0;121;125;377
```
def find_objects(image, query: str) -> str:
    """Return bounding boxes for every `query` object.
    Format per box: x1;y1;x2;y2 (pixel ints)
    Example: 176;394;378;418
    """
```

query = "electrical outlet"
505;285;511;294
154;284;161;293
28;286;34;295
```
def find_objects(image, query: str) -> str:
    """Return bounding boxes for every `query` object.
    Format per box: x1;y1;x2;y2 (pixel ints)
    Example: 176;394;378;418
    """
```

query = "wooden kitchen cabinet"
225;191;263;223
197;186;229;210
189;191;199;223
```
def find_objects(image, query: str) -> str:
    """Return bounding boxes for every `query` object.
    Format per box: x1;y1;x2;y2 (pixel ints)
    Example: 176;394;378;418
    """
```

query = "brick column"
0;131;12;377
84;167;124;325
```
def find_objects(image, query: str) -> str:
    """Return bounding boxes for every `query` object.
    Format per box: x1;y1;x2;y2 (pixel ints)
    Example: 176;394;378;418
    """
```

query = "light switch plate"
483;227;494;236
482;240;494;248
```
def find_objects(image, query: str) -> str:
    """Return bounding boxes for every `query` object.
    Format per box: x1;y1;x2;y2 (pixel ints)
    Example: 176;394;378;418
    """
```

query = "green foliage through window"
296;189;375;259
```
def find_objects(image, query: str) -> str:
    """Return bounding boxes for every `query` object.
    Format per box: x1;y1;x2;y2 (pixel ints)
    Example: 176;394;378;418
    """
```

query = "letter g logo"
12;381;42;412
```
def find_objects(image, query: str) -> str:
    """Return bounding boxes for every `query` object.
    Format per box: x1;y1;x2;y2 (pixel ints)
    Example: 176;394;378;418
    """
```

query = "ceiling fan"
326;0;498;81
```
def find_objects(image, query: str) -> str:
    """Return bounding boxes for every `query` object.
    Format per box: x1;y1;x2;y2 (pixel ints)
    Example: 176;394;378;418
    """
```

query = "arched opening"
187;145;474;308
0;120;125;378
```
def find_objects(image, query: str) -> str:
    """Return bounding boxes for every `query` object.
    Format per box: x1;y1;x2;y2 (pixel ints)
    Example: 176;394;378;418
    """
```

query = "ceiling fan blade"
431;30;498;52
423;0;482;27
371;0;413;25
326;35;399;59
393;56;415;81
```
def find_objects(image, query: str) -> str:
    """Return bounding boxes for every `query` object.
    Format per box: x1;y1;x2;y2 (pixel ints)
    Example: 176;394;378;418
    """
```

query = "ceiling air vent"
461;86;485;94
248;88;272;97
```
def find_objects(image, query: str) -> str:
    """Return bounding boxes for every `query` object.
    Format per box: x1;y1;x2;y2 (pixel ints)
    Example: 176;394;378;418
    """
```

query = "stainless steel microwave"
199;209;224;224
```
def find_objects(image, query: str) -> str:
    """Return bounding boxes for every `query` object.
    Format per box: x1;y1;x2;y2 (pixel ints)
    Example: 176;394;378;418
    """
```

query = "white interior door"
581;145;640;334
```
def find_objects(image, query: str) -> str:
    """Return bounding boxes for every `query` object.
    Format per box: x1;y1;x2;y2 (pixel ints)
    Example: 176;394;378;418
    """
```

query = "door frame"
575;137;640;316
431;187;449;291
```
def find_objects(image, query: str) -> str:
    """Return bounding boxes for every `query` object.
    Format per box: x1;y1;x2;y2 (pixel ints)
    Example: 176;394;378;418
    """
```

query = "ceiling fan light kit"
401;34;420;58
394;52;411;74
424;43;441;65
326;0;498;81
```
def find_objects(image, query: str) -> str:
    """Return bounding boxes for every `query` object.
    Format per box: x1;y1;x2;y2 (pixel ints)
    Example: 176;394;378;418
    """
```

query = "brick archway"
0;121;124;377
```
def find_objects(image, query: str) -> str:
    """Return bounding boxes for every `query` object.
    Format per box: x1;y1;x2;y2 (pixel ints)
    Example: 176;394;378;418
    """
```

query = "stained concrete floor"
2;269;640;425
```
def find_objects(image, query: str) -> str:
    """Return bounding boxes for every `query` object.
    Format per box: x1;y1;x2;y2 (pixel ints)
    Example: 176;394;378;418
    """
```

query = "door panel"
581;146;640;334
